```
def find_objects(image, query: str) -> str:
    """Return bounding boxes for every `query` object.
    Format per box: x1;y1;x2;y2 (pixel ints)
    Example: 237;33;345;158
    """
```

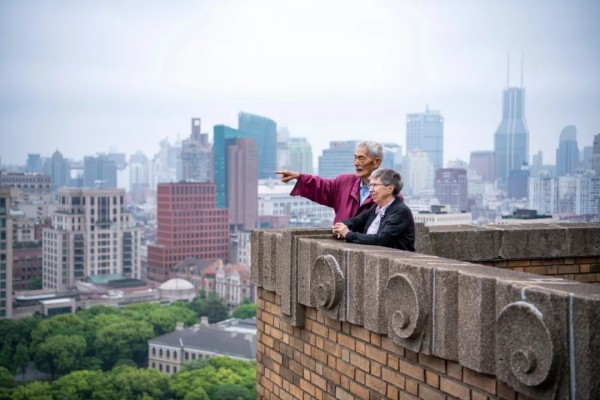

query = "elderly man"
333;168;415;251
275;141;383;223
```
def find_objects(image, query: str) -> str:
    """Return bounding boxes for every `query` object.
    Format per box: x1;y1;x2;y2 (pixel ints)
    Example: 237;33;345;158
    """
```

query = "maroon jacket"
290;173;375;223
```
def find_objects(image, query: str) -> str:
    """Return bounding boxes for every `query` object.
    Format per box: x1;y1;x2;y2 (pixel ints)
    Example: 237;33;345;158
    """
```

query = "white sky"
1;0;599;168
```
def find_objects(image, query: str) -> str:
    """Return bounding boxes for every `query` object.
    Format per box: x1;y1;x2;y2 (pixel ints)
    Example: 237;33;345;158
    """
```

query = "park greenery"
0;294;257;399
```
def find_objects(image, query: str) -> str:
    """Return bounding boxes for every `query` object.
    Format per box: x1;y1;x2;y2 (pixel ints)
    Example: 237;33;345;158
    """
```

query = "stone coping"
251;225;600;400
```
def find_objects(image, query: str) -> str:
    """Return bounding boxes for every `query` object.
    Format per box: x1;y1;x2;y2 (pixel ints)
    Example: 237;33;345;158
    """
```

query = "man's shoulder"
335;174;360;184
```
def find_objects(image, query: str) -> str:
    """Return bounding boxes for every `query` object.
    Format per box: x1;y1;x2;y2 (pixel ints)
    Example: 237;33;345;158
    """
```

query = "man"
333;168;415;251
275;141;383;223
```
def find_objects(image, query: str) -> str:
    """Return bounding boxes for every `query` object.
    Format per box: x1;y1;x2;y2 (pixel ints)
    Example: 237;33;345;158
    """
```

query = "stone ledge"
251;225;600;400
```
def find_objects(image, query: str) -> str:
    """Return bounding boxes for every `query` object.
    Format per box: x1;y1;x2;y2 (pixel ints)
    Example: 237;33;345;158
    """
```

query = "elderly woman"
332;168;415;251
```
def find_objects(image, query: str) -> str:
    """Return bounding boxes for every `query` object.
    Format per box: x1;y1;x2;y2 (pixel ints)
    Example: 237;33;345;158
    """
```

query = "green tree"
204;294;229;323
108;365;170;400
0;346;12;372
212;384;253;400
231;303;257;319
27;276;43;290
10;381;52;400
0;366;15;388
33;334;86;378
13;343;29;381
51;369;108;400
93;320;154;369
31;314;85;352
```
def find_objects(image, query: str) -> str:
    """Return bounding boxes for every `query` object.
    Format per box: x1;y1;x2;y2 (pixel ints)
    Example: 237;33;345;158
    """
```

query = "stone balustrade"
252;224;600;399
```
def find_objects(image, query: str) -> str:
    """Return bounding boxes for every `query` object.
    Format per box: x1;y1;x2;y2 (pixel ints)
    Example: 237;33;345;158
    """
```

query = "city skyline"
1;1;599;168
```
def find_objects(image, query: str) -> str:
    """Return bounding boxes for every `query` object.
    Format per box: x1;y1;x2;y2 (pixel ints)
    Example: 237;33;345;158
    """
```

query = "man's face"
354;146;381;183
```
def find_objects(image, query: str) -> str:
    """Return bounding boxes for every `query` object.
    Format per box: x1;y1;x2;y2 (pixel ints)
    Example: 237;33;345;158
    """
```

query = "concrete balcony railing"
252;223;600;400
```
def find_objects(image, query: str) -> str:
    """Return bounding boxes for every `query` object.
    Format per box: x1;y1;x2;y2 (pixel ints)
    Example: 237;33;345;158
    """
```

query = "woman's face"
368;177;394;206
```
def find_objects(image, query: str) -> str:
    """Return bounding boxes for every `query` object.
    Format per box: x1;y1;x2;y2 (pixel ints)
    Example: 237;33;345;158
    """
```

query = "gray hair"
371;168;403;195
357;141;383;161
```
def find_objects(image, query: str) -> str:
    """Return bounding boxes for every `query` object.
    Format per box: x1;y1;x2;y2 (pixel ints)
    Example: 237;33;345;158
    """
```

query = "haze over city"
1;0;599;167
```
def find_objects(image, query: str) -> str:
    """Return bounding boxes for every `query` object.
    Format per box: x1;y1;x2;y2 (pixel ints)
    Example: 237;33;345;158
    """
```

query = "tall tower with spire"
493;54;530;185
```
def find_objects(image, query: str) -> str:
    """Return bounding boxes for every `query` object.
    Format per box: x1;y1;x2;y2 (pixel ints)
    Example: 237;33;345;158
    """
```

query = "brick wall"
257;288;532;400
478;256;600;284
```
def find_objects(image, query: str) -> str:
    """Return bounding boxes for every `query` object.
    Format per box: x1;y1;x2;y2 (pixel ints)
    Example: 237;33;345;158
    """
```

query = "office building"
129;151;151;204
42;188;142;291
178;118;212;183
530;151;544;178
50;150;69;191
153;138;181;186
493;71;529;184
84;155;117;188
575;171;600;215
469;151;496;183
238;112;277;179
405;149;434;196
226;138;258;230
507;165;529;199
592;134;600;175
26;154;43;173
0;187;12;318
434;168;468;212
556;126;579;176
381;143;403;172
147;182;229;282
288;137;313;174
318;141;360;178
528;173;558;215
406;107;444;173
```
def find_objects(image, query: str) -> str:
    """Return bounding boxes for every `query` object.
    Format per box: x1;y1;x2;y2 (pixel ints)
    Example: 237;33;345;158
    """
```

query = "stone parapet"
252;224;600;399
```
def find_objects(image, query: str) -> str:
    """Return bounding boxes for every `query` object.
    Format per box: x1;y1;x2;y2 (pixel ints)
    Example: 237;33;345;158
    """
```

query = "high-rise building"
178;118;211;183
575;171;600;215
406;107;444;173
153;138;181;186
42;188;141;291
469;151;496;183
0;186;12;318
493;70;529;184
227;138;258;230
530;151;544;178
434;168;468;212
381;143;403;173
50;150;69;191
213;125;253;209
84;155;117;188
405;149;434;196
129;151;151;204
582;146;593;171
318;141;360;178
507;165;530;199
556;125;579;176
288;137;313;174
26;154;43;173
147;182;229;282
591;134;600;175
528;173;558;215
238;112;277;179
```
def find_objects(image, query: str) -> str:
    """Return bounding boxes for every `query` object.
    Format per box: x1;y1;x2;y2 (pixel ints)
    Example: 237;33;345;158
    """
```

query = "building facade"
227;137;258;230
593;133;600;176
434;168;468;212
556;125;579;176
0;187;12;318
215;263;252;306
288;137;313;175
42;188;142;291
318;141;359;178
406;107;444;173
494;85;529;184
147;182;229;282
469;151;496;183
83;155;117;188
238;112;277;179
178;118;212;183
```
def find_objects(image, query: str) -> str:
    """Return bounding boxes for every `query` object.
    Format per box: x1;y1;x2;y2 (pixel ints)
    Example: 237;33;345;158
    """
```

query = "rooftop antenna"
506;52;510;88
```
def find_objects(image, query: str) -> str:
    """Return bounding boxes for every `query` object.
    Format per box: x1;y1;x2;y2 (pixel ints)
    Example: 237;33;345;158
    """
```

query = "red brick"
336;359;355;379
351;325;371;342
440;377;469;400
300;378;316;397
446;361;463;380
338;334;356;350
365;375;387;395
463;368;497;395
558;264;579;274
323;366;341;385
418;384;445;400
366;344;388;364
387;385;399;400
399;360;424;381
356;340;367;355
405;378;419;395
371;362;382;378
355;369;366;384
335;387;354;400
350;352;370;372
311;372;327;391
370;332;382;346
524;266;547;275
349;380;370;399
382;337;405;357
471;391;489;400
497;381;516;400
425;370;439;388
508;259;531;267
418;353;445;373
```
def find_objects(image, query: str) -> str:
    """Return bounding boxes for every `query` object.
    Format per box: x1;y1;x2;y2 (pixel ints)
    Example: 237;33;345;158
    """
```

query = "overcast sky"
1;0;599;169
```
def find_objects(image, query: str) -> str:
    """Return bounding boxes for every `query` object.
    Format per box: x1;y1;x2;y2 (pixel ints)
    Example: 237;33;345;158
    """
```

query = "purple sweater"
290;173;375;223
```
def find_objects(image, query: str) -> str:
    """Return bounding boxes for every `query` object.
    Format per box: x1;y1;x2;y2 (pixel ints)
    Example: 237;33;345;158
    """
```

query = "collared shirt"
366;200;393;234
359;181;370;205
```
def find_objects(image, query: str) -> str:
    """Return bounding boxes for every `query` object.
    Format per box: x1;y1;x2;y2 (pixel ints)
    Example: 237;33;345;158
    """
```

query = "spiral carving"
385;273;421;340
312;254;344;310
496;301;554;387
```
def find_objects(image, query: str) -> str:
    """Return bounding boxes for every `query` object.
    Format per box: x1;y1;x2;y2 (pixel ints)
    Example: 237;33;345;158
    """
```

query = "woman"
332;168;415;251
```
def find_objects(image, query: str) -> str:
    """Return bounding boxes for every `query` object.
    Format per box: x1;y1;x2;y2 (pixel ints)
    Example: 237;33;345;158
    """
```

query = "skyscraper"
288;137;313;174
26;154;43;173
213;125;252;208
129;151;151;204
43;188;142;291
591;134;600;175
178;118;212;182
529;173;558;215
84;154;117;188
406;107;444;173
434;168;468;212
0;187;12;318
556;125;579;176
50;150;69;191
405;149;434;196
469;151;496;183
227;138;258;230
318;141;360;178
238;112;277;179
493;62;529;184
147;182;229;282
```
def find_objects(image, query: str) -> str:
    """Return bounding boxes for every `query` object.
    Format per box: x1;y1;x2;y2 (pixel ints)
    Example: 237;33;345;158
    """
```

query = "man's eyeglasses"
368;183;388;189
